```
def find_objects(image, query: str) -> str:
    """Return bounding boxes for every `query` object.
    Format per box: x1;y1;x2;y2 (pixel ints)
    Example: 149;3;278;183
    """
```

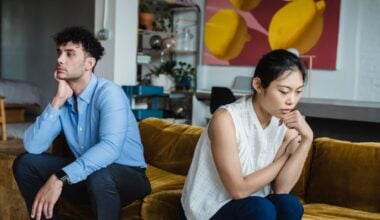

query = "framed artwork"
203;0;340;70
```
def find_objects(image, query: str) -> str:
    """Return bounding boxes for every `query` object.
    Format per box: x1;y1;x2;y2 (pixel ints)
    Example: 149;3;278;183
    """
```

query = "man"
13;26;151;220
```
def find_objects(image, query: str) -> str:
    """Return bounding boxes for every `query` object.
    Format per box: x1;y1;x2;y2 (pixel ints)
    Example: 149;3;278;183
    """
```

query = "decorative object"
172;61;196;91
139;0;173;32
203;0;340;69
139;1;155;30
148;61;196;92
148;61;176;92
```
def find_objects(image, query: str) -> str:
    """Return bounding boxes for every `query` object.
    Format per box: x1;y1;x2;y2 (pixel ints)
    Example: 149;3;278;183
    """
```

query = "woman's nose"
286;94;295;105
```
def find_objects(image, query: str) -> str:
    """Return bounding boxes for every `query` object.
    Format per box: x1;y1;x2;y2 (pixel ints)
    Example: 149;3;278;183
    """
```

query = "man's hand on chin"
31;175;63;220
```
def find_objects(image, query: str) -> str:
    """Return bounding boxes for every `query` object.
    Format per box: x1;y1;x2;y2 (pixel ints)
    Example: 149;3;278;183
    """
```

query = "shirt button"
79;127;83;131
81;146;84;149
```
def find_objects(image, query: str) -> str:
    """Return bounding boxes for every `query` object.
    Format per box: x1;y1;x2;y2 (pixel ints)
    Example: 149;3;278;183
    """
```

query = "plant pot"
139;12;155;30
151;74;174;92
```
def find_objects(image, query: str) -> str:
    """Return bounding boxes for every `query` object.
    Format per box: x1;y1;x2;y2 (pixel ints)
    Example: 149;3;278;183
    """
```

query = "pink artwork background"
203;0;341;70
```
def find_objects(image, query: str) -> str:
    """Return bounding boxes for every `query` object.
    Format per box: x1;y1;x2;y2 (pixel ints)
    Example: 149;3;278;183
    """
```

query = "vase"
139;12;155;30
151;74;174;93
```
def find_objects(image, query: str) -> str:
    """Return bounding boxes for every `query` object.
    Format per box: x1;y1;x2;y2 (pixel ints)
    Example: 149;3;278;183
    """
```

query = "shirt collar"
78;73;98;104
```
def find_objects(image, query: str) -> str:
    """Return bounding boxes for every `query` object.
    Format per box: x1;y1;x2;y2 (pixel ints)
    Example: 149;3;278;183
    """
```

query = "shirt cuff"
63;160;89;184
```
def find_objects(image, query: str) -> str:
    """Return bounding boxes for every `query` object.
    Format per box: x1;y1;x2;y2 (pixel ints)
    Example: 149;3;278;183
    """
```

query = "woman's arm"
209;109;290;200
272;110;313;194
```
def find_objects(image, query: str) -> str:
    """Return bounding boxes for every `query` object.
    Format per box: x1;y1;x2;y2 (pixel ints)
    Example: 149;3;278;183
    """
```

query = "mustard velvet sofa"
59;117;380;219
1;117;380;219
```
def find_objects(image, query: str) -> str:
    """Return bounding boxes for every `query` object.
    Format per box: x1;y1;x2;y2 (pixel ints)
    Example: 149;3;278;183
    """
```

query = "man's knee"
87;168;116;193
13;153;36;176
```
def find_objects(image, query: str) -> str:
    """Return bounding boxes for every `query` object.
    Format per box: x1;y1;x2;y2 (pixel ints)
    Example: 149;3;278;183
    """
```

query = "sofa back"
305;137;380;213
139;118;203;176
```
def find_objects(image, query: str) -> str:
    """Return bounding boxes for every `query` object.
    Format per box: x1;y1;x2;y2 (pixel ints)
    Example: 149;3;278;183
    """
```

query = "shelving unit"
123;85;169;120
135;0;200;123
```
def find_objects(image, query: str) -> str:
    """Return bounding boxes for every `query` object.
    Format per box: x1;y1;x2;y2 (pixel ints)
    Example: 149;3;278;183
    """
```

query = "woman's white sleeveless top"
181;96;287;220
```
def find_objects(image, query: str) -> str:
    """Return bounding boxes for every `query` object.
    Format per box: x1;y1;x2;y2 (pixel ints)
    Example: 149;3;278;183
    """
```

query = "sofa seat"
57;164;186;220
146;164;186;193
303;203;380;220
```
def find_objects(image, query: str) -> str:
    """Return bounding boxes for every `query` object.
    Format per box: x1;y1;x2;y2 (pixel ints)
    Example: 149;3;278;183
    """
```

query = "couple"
13;26;312;220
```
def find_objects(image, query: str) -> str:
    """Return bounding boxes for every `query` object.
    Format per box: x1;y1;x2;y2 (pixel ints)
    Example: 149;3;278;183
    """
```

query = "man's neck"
69;72;92;97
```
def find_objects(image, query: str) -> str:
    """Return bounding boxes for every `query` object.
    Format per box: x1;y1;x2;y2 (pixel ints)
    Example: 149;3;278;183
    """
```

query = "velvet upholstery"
139;118;203;176
1;118;380;219
306;137;380;213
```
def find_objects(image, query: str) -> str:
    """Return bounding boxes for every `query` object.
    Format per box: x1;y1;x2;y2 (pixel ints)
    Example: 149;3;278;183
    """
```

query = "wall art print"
203;0;340;70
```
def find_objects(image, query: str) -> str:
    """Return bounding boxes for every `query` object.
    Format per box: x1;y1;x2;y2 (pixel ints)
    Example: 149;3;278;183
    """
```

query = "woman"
181;49;313;220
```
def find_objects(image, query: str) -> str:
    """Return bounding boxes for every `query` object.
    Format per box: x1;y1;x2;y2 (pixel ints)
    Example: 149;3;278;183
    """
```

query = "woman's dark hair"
53;26;104;62
252;49;307;92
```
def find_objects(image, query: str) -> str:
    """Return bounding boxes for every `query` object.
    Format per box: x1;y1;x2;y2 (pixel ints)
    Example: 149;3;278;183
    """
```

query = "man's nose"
57;54;64;64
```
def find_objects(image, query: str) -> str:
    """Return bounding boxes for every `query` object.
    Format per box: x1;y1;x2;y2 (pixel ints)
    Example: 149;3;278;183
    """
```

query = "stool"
0;96;7;141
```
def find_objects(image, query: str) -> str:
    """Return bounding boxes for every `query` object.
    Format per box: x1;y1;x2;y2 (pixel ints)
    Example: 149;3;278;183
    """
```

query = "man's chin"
56;73;66;79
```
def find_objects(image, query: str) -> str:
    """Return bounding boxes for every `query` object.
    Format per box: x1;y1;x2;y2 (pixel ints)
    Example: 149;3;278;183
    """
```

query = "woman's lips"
281;109;292;114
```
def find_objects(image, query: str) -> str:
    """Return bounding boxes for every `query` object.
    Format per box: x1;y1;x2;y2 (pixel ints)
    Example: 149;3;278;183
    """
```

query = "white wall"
94;0;138;86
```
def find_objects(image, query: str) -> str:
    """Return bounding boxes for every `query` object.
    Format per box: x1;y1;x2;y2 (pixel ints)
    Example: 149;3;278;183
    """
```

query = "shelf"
146;0;199;10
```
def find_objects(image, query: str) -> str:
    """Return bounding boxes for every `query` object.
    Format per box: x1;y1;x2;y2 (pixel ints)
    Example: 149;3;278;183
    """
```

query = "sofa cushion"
139;118;203;176
303;203;380;220
141;189;182;220
146;164;186;193
306;137;380;213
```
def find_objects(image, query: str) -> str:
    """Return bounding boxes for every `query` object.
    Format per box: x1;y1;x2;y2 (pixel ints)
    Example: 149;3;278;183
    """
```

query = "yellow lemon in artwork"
230;0;262;11
268;0;326;54
205;9;251;60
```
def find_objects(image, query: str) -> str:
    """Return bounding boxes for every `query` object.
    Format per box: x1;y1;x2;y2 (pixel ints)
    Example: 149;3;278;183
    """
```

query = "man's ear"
85;57;96;72
252;77;263;94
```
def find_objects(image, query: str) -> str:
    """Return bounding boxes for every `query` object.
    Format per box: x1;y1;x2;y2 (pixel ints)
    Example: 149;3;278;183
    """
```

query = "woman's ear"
252;77;263;94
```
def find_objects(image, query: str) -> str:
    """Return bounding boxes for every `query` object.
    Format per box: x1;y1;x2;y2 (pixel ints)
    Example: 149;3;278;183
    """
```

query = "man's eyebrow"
56;48;75;53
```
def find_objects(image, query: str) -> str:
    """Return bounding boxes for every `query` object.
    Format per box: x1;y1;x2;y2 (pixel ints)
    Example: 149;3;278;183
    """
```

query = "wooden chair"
0;96;7;141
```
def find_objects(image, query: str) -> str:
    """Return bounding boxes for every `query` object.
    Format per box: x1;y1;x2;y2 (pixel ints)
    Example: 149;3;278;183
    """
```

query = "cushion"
141;189;182;220
306;137;380;213
303;203;380;220
146;164;186;193
139;117;203;175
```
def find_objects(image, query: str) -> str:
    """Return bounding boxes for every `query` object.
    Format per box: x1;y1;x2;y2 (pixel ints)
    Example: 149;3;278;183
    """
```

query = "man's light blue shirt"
24;74;146;184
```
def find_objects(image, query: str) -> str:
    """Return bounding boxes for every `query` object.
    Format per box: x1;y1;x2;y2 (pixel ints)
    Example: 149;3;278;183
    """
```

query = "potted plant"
139;0;155;30
148;60;196;92
148;61;176;92
173;61;196;91
153;4;172;32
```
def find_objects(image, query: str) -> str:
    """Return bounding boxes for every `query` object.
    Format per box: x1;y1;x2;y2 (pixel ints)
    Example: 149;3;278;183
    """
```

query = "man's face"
56;41;90;81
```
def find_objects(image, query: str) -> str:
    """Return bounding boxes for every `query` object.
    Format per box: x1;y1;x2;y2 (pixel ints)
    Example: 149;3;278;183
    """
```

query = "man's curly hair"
53;26;104;62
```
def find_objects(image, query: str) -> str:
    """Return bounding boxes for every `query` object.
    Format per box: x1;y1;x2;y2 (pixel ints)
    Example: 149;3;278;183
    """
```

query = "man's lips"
56;67;65;73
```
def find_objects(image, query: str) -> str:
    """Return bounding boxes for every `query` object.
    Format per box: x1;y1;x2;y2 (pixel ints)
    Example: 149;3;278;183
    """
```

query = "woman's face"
259;70;304;119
